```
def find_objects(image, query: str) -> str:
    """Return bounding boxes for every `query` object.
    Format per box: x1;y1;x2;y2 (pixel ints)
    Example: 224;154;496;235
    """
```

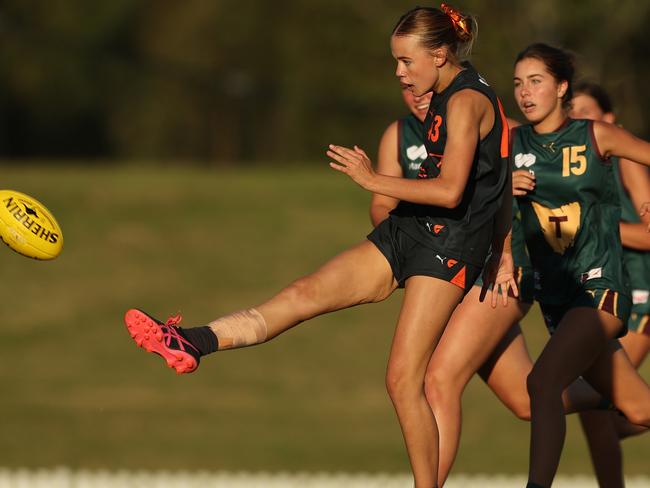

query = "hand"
327;144;375;190
640;202;650;232
479;250;519;307
512;169;535;196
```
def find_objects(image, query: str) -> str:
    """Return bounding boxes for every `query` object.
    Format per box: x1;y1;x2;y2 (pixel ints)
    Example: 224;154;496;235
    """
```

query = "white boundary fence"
1;470;649;487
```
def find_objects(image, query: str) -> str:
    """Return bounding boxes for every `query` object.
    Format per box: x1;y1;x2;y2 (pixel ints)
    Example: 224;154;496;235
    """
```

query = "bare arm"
618;157;650;249
619;158;650;224
620;223;650;250
370;121;403;227
592;122;650;230
593;121;650;166
327;89;489;209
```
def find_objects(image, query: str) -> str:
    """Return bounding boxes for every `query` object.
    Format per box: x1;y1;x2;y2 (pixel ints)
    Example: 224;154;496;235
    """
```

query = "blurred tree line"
0;0;648;164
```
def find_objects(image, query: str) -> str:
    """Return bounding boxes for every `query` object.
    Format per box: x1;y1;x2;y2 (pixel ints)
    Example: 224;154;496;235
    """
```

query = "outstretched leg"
125;240;397;373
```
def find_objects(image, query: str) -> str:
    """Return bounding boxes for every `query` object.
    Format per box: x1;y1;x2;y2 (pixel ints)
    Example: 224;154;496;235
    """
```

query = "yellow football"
0;190;63;260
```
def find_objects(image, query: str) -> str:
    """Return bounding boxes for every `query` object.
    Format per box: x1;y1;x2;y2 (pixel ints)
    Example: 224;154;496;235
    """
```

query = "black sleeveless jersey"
389;62;509;267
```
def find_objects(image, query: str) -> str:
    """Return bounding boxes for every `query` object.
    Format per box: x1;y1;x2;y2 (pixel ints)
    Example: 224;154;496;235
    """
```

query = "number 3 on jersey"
562;145;587;177
531;201;581;254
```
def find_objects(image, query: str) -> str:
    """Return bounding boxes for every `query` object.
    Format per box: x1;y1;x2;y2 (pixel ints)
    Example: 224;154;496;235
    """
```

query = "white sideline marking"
0;469;648;487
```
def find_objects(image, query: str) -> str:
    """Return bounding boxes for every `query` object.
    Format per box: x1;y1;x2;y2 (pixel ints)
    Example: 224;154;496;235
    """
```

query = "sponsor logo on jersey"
632;289;650;305
580;267;602;283
406;144;427;162
514;153;536;168
478;74;489;87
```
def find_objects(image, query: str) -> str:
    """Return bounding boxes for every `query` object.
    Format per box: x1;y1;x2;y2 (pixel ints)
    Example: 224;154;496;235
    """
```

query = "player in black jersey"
511;44;650;488
370;83;432;225
330;10;517;482
369;82;538;484
570;82;650;488
124;6;515;487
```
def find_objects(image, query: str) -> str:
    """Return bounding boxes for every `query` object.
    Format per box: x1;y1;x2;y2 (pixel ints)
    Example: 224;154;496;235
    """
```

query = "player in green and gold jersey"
511;43;650;488
570;82;650;488
370;83;432;225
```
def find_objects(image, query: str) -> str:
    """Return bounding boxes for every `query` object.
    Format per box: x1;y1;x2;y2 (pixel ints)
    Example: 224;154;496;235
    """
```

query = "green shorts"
539;288;632;337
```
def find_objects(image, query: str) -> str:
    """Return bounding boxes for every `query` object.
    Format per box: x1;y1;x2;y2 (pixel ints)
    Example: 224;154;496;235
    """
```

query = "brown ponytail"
392;5;478;62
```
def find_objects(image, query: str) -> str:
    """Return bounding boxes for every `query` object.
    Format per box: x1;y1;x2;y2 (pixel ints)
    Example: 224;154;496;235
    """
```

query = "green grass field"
0;165;648;475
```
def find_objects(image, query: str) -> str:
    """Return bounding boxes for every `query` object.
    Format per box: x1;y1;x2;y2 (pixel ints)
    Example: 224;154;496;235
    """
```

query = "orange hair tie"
440;3;471;41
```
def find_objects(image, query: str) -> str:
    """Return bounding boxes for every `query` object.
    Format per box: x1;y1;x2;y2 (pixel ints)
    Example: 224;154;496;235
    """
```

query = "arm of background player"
593;121;650;166
370;121;404;227
618;157;650;250
328;89;485;208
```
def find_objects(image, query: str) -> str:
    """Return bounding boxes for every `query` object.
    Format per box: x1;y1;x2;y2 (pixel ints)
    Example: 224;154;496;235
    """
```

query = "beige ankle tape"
208;308;267;350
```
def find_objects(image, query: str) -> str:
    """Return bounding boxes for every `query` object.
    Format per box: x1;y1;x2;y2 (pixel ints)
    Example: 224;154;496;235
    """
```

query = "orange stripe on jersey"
496;98;509;158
